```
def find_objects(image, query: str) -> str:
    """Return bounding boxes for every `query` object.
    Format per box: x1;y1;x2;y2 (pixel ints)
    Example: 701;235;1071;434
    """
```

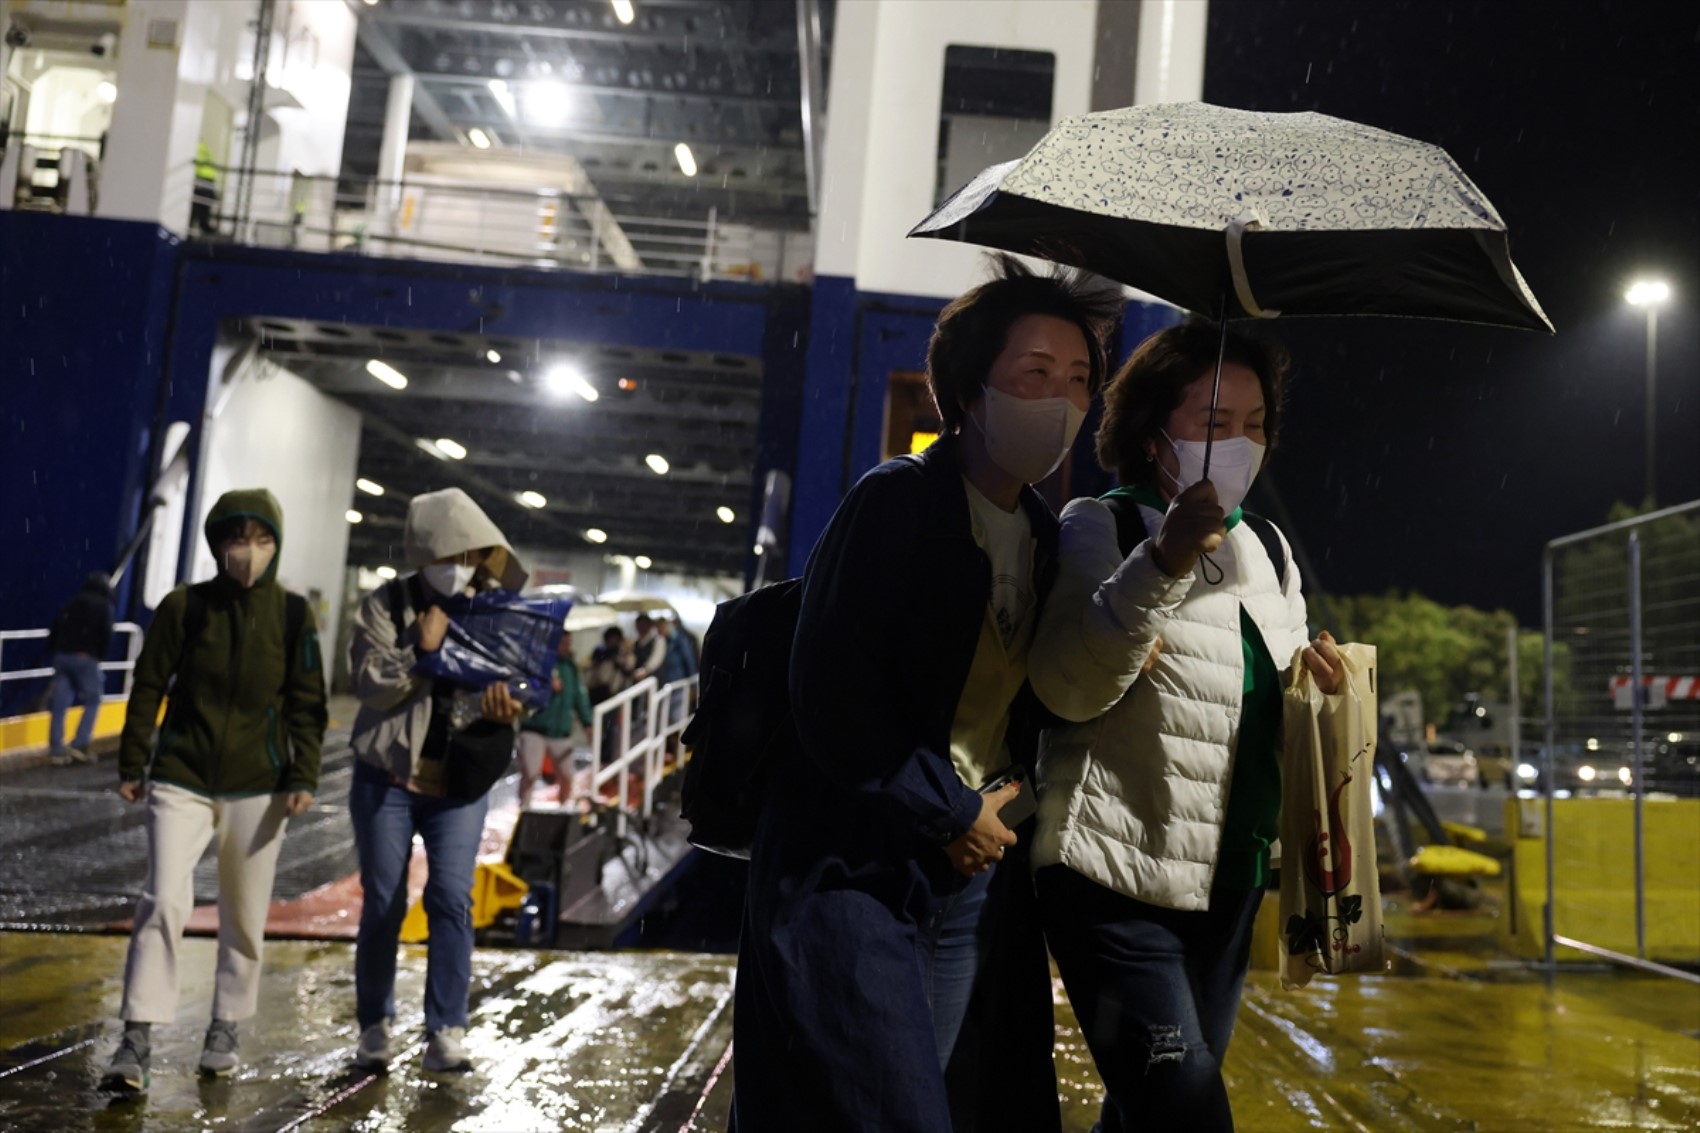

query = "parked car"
1410;738;1480;787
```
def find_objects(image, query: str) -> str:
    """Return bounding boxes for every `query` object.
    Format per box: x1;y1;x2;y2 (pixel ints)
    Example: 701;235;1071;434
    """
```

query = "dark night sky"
1201;0;1700;625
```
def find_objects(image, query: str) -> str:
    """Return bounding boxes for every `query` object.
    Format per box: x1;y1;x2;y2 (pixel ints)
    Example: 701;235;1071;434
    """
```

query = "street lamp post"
1625;279;1671;508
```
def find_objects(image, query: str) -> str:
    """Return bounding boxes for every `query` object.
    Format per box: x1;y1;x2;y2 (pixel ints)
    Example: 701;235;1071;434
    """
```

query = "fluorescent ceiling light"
366;359;407;389
375;565;397;579
611;0;635;25
634;555;653;570
467;127;491;150
645;453;670;475
584;528;608;544
356;478;385;496
523;81;571;128
716;506;735;524
488;78;516;117
543;362;598;402
674;142;697;177
486;349;502;363
517;490;547;509
434;437;468;460
345;509;364;524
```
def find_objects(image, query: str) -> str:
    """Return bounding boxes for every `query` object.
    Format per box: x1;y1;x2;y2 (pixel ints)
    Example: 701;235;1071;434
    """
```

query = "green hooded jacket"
119;489;328;795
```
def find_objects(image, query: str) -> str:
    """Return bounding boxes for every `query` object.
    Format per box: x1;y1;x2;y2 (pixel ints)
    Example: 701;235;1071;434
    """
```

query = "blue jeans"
349;760;488;1033
918;862;997;1069
1038;866;1263;1133
48;653;103;754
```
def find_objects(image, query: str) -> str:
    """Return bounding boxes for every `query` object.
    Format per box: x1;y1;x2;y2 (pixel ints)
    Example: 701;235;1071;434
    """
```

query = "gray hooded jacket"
348;489;529;789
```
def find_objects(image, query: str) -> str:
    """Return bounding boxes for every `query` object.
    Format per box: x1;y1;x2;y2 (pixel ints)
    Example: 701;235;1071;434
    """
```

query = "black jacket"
733;435;1062;1133
48;575;114;657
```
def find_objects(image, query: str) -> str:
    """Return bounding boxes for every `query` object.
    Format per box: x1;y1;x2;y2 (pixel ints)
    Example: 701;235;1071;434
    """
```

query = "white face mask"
423;562;477;597
222;543;275;589
1159;430;1266;515
970;386;1088;485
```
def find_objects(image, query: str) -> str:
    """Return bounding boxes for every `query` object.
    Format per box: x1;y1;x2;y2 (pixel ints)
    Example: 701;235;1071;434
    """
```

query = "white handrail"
0;623;145;700
587;673;699;834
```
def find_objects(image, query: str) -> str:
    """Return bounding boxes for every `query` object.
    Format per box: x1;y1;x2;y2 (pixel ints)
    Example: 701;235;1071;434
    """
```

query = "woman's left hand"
285;791;314;816
1303;630;1346;694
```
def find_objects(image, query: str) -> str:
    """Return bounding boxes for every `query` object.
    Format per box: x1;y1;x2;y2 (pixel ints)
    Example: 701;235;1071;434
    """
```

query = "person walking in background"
517;631;593;808
46;572;115;766
101;490;326;1093
346;488;527;1076
656;616;698;761
585;626;632;705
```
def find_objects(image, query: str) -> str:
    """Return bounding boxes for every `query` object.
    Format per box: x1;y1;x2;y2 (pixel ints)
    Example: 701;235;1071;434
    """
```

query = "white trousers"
120;782;290;1024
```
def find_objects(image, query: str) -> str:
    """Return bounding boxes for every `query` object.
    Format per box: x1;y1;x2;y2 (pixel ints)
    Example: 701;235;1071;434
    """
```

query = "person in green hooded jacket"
101;488;327;1094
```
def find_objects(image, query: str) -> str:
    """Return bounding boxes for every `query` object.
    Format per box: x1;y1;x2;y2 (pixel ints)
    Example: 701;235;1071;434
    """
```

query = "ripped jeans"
1037;866;1262;1133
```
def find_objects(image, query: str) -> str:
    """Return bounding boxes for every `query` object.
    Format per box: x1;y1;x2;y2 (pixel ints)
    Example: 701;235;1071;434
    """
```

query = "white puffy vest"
1028;497;1310;911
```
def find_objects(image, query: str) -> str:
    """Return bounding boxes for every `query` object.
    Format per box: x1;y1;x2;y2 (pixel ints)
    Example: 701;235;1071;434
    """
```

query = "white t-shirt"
962;477;1035;650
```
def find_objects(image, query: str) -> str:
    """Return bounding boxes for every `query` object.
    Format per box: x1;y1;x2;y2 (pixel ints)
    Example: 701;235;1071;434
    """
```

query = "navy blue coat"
732;437;1062;1133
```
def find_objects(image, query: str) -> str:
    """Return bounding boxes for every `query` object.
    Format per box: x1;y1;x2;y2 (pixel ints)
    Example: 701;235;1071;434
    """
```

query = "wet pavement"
3;929;1696;1131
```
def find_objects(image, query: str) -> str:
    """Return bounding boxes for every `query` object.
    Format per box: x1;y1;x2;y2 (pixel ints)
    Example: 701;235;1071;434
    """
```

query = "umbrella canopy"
910;102;1551;332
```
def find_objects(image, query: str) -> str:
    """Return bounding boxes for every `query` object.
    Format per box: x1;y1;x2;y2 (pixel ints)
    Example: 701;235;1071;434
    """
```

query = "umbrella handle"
1226;212;1282;320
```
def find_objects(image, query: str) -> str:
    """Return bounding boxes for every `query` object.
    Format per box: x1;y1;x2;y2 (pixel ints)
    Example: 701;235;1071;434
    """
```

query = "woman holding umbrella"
733;255;1121;1133
1028;321;1344;1131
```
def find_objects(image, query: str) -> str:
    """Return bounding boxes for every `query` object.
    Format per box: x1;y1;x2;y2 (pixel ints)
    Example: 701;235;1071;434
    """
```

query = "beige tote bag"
1278;642;1386;989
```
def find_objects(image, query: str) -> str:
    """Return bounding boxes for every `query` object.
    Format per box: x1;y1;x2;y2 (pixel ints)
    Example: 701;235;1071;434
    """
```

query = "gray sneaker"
101;1030;150;1093
353;1020;393;1071
199;1019;240;1077
66;746;93;764
422;1026;471;1073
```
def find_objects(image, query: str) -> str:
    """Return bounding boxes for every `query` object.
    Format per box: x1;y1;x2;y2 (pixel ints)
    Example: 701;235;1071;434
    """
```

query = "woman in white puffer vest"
1029;322;1344;1133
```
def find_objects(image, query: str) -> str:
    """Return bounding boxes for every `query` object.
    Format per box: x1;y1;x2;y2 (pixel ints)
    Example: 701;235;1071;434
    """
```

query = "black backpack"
678;577;804;858
1101;495;1288;585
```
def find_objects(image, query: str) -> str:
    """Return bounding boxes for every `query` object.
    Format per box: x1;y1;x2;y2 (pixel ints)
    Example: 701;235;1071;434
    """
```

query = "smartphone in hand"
979;766;1038;828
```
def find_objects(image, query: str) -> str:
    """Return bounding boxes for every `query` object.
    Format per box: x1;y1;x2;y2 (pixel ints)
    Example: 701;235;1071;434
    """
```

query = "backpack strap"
383;577;411;640
284;591;309;677
1100;493;1150;559
1240;511;1289;588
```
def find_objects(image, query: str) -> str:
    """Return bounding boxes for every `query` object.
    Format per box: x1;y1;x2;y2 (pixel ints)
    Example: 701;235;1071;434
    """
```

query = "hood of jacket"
205;488;284;586
403;487;528;590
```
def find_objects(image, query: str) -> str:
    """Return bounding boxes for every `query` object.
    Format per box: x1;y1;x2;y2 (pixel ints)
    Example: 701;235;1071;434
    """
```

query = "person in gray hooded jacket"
345;488;528;1075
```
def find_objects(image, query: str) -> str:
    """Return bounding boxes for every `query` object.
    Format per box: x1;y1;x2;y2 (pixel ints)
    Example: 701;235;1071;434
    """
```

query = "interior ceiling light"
356;478;385;496
434;437;468;460
584;528;608;544
488;78;516;117
517;490;547;509
467;127;492;150
486;349;502;364
645;453;670;475
543;362;599;402
1625;279;1670;306
96;81;117;104
375;565;398;579
634;554;653;570
611;0;636;26
523;81;571;128
345;509;364;524
366;359;408;390
617;377;638;392
716;506;735;524
753;543;765;556
674;141;698;177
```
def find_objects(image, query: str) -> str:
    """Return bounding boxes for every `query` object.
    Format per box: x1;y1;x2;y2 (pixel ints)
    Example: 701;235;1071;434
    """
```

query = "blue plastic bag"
413;591;574;710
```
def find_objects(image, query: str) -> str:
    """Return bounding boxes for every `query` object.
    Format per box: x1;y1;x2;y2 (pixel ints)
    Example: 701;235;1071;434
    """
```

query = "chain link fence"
1540;501;1700;974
